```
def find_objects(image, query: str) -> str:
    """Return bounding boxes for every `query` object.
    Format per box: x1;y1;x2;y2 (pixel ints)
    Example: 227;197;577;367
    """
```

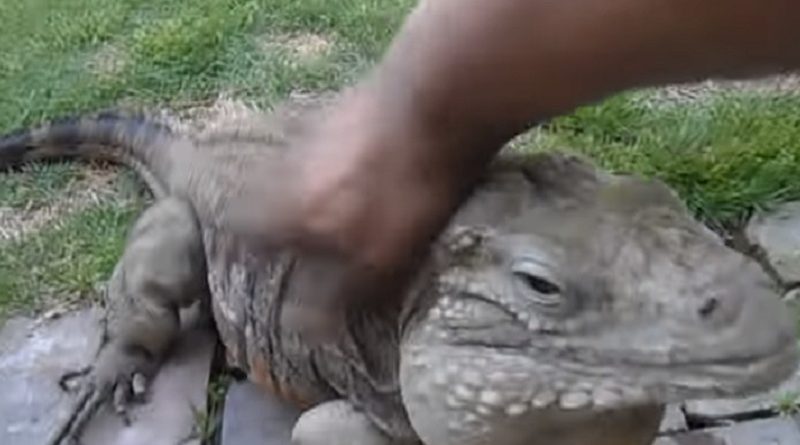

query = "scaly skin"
1;95;797;445
48;197;208;445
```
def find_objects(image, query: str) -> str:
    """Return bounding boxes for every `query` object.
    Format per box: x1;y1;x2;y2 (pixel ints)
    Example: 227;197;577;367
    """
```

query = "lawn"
2;0;800;318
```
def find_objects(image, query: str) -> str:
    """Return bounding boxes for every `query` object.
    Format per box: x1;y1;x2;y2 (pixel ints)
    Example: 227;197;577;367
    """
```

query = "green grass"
0;0;415;318
0;163;85;210
0;0;415;132
775;390;800;417
0;199;144;318
1;0;800;318
530;91;800;229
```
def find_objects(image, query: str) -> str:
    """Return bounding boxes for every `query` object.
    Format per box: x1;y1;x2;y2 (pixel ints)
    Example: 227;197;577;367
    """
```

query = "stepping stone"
0;308;104;445
654;415;800;445
746;201;800;283
0;303;216;445
659;404;688;434
221;379;301;445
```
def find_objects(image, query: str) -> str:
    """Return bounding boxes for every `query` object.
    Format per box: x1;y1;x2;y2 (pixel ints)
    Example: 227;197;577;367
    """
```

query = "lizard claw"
131;372;148;399
111;372;148;425
46;350;156;445
59;366;92;392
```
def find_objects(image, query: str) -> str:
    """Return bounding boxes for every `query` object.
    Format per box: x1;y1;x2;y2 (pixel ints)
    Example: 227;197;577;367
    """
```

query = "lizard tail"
0;111;176;199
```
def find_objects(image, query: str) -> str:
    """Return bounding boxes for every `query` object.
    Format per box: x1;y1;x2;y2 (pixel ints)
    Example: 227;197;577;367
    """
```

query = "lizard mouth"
634;338;800;402
663;333;799;369
700;339;799;384
701;339;798;368
622;335;798;374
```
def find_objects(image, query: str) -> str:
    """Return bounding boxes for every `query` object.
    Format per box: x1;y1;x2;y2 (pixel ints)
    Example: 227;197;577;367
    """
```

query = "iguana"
1;95;798;445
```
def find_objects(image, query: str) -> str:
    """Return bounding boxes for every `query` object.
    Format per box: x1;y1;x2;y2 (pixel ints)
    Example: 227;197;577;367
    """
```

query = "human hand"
229;0;800;341
232;88;475;342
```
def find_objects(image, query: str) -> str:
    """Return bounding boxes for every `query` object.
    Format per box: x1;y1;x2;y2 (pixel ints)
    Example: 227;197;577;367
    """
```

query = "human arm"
254;0;800;337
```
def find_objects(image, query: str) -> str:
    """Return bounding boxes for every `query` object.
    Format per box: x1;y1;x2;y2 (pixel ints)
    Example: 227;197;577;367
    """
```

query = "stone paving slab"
220;379;302;445
0;305;216;445
0;308;104;445
77;318;216;445
655;416;800;445
746;201;800;283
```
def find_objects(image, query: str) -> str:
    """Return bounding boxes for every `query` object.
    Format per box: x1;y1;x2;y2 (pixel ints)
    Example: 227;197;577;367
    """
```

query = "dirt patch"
85;44;129;79
636;73;800;109
164;93;264;134
0;165;126;242
258;32;334;63
283;33;333;59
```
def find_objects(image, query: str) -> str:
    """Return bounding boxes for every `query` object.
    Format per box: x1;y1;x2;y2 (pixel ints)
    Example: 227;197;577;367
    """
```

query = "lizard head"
398;152;798;444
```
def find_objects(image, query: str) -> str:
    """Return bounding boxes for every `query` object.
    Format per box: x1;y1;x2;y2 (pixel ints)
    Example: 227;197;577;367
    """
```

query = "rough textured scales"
1;94;799;445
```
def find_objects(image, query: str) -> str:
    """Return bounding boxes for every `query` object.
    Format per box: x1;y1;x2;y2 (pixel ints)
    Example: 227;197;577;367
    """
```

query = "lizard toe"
58;366;92;393
47;362;152;444
131;372;148;399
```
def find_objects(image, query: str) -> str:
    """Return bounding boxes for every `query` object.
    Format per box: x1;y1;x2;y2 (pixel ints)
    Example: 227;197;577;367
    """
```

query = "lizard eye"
517;273;560;295
511;258;564;310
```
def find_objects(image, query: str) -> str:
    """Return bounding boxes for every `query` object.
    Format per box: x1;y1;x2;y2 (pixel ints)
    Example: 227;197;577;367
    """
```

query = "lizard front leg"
47;197;208;445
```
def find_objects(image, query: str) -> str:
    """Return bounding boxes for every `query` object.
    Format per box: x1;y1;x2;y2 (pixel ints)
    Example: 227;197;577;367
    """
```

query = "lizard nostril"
698;297;719;319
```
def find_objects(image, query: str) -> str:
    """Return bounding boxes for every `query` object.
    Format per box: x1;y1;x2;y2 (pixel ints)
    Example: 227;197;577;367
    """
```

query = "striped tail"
0;111;176;199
